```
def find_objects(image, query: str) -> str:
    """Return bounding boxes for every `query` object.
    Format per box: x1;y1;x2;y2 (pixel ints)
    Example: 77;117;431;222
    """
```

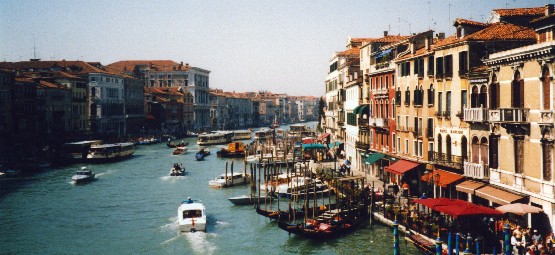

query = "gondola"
167;141;189;148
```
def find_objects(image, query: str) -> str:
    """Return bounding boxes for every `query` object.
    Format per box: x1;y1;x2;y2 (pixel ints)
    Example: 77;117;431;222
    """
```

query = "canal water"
0;128;421;254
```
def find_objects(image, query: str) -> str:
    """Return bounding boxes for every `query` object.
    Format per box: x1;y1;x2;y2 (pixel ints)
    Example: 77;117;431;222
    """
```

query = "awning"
358;105;369;115
475;185;525;205
455;180;486;194
302;138;316;144
420;169;464;188
352;105;363;114
376;48;392;58
385;159;420;175
496;203;543;216
364;153;385;165
317;133;330;140
413;198;503;219
328;141;342;148
302;143;327;150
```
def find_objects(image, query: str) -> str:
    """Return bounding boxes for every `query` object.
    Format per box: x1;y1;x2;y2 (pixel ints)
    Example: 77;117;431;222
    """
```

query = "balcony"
337;120;344;126
412;128;422;138
538;110;554;126
355;141;369;150
463;161;489;180
489;108;529;124
358;118;369;130
464;108;488;123
443;111;451;119
373;89;388;96
429;151;464;169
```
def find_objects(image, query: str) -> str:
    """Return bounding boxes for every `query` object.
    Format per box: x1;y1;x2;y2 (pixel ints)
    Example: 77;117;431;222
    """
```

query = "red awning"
413;198;503;219
302;138;315;144
317;133;330;140
385;159;420;175
421;169;464;188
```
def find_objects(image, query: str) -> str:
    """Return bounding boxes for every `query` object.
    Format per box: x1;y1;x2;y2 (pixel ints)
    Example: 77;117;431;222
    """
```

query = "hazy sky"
1;0;551;96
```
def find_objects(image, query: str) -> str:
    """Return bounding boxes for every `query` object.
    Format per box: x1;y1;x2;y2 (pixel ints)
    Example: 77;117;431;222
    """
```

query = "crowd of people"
511;225;555;255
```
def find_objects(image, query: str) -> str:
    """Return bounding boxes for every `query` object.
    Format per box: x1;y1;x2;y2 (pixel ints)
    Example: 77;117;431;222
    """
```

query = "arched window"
385;99;389;118
490;74;499;109
479;85;488;108
391;99;396;118
472;136;480;163
370;99;373;117
480;137;488;164
511;71;524;108
542;67;551;110
471;86;479;108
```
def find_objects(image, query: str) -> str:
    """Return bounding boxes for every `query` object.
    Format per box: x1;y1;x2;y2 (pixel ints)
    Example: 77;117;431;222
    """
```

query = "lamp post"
425;170;441;198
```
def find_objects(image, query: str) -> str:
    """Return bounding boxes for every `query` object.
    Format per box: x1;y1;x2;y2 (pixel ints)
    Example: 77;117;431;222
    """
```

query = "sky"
0;0;552;96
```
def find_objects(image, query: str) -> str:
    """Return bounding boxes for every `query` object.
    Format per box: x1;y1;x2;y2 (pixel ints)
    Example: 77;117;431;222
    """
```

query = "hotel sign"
439;129;464;135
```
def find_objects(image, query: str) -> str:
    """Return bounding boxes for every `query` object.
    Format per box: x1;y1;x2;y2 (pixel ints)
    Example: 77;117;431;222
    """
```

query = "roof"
492;7;544;17
0;60;109;75
454;18;489;27
434;22;536;48
106;60;189;73
337;48;360;56
385;159;420;175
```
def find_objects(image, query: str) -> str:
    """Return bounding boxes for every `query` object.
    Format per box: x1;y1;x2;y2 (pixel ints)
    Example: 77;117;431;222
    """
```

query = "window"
427;56;434;76
446;135;452;161
446;91;451;117
458;51;468;75
542;67;551;110
405;139;409;154
461;90;467;109
427;84;434;106
90;77;96;81
444;55;453;77
542;140;553;181
471;86;479;108
436;57;444;77
437;134;443;156
397;137;401;153
438;92;443;115
391;100;395;118
392;133;396;151
489;135;499;168
427;118;433;138
514;136;524;174
405;88;410;106
511;71;524;108
490;74;500;109
396;89;401;106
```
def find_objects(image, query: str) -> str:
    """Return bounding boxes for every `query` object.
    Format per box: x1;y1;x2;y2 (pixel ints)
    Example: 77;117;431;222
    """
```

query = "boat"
71;167;95;184
167;141;188;148
216;142;245;158
173;147;188;155
277;207;368;239
228;195;274;205
197;131;233;145
169;163;185;176
178;199;206;232
86;143;134;162
232;130;252;140
208;172;249;188
61;140;103;161
254;128;274;141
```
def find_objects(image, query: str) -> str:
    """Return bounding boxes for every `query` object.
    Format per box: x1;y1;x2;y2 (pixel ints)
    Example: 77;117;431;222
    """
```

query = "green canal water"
0;130;422;254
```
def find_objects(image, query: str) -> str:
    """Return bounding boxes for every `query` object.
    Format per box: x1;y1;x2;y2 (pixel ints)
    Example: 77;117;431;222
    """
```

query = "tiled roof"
0;60;107;74
38;80;68;89
106;60;189;73
373;35;411;43
493;7;544;17
531;13;555;23
338;48;360;56
434;22;535;48
350;38;374;43
454;18;488;27
464;22;536;41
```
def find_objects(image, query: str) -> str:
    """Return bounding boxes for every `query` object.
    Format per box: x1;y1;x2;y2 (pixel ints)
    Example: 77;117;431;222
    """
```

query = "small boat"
173;147;188;155
72;167;95;184
208;172;249;188
86;143;134;162
178;198;206;232
228;195;274;205
195;148;210;161
170;163;185;176
167;141;189;148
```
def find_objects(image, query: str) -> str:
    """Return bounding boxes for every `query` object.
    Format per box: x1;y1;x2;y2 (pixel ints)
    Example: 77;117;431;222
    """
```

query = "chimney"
436;33;445;40
383;31;388;37
546;4;554;16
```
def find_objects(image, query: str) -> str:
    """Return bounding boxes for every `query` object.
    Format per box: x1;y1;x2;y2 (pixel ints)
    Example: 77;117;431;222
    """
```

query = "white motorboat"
71;167;95;184
208;172;249;188
173;146;188;155
178;199;206;232
197;131;233;145
86;142;134;161
169;163;185;176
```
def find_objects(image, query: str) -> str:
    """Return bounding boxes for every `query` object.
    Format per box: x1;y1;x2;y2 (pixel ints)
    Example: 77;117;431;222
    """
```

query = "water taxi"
173;146;188;155
254;128;274;141
197;132;233;145
208;172;249;188
178;199;206;232
232;130;252;140
86;143;134;161
71;167;96;184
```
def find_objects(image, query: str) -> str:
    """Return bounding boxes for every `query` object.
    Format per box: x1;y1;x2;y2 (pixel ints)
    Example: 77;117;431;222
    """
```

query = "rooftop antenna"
448;3;451;26
428;0;431;29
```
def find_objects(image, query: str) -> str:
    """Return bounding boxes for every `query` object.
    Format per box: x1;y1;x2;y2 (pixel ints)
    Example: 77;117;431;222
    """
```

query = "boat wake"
183;232;217;255
160;176;186;181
